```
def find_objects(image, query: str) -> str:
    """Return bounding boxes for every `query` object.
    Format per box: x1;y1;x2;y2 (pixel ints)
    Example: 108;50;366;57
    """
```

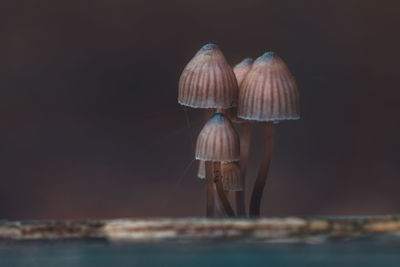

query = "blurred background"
1;0;399;219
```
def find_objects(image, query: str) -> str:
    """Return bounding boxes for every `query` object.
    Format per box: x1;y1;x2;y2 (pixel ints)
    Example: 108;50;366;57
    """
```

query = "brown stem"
209;161;235;217
249;122;275;217
213;185;227;217
236;122;252;216
215;108;227;114
205;161;215;217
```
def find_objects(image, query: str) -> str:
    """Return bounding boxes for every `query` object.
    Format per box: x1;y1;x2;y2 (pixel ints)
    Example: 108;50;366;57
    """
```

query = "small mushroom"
195;113;240;217
195;114;240;163
178;43;239;216
238;52;300;216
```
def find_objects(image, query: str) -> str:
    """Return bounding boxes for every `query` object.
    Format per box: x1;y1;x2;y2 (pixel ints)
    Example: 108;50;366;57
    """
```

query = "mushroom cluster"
178;44;300;217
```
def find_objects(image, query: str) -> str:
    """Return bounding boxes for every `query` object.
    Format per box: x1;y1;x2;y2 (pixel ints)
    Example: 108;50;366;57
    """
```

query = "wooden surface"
1;215;400;242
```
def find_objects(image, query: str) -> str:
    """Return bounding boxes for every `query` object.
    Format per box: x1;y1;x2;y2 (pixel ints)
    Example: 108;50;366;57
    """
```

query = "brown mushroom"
195;113;240;217
238;52;300;216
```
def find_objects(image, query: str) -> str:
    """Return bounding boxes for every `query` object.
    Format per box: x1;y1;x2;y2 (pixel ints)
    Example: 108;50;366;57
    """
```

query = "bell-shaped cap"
195;113;240;162
230;58;254;123
197;160;205;179
221;162;242;191
178;43;238;109
238;52;300;121
233;58;253;87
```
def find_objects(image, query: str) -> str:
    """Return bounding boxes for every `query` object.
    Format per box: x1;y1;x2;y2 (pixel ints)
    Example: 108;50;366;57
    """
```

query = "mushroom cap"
221;162;242;191
195;113;240;162
238;52;300;121
230;58;254;124
178;43;239;109
197;160;205;179
233;58;254;87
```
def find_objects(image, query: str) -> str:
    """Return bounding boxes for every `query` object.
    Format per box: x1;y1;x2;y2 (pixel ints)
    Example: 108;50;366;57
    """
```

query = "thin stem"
249;122;275;217
236;122;252;216
214;185;227;217
210;161;236;217
205;161;215;217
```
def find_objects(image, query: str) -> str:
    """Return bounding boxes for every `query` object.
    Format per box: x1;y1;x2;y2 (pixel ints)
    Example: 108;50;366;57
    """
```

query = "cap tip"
212;113;226;120
236;57;254;67
256;51;278;63
242;57;254;63
201;43;219;51
262;51;277;57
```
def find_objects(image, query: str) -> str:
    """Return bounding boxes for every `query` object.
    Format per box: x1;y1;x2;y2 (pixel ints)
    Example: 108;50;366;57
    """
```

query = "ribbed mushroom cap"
238;52;300;121
221;162;242;191
195;113;240;162
230;58;254;123
178;43;238;109
197;160;205;179
233;58;253;87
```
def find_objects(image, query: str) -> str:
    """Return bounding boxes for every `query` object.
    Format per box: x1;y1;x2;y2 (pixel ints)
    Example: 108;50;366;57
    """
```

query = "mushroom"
238;52;300;217
230;58;254;216
195;113;240;217
178;43;238;216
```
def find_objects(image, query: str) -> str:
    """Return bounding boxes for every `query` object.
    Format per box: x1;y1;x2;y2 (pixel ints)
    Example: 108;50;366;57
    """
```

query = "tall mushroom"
195;113;240;217
230;58;254;216
178;43;238;216
238;52;300;217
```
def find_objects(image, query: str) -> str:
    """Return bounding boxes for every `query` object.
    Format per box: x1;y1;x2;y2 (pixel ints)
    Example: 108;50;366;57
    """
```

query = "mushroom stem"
214;185;227;217
205;161;215;217
249;122;275;217
208;161;235;217
236;122;252;216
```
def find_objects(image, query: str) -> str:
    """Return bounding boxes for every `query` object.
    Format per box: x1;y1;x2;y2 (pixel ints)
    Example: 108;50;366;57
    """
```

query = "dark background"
1;0;399;219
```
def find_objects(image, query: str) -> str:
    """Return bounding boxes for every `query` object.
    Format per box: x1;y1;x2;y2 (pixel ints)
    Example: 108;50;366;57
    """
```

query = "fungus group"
178;44;300;217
